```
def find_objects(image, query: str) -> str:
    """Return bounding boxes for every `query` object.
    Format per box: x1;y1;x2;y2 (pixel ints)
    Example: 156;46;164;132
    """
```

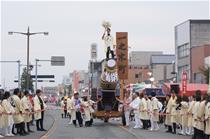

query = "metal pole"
35;59;38;91
26;27;30;90
17;60;21;88
91;61;94;95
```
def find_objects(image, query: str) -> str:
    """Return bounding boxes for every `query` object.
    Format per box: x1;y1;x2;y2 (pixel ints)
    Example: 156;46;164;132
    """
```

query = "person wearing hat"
70;92;83;127
129;92;142;129
21;90;33;132
150;91;159;131
204;93;210;139
34;89;47;131
102;27;115;60
12;88;27;136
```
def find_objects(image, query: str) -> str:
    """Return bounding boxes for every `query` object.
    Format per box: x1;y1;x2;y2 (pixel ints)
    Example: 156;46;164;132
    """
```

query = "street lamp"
147;71;152;77
147;71;154;88
150;77;155;88
8;27;48;90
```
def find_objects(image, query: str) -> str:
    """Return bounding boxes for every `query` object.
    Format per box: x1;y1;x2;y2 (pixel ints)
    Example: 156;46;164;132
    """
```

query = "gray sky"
1;1;209;90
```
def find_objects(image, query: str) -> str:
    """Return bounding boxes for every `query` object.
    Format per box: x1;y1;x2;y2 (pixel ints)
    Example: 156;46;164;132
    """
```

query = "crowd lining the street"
0;88;209;139
0;88;47;138
60;90;210;139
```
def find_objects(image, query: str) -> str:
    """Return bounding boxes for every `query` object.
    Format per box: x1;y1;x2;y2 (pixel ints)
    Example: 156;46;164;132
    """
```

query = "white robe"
33;95;46;120
21;96;32;123
12;95;24;124
129;97;140;114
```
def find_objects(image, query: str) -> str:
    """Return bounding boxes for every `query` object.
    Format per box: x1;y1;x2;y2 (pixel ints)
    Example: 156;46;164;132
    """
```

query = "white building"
151;55;175;83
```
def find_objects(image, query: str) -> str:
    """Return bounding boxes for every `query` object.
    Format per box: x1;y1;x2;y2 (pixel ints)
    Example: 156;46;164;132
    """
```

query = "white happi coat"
205;102;210;135
34;95;46;120
1;99;14;127
21;96;32;123
12;95;24;124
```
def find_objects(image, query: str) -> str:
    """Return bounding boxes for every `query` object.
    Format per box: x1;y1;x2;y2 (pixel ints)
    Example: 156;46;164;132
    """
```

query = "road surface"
2;109;193;139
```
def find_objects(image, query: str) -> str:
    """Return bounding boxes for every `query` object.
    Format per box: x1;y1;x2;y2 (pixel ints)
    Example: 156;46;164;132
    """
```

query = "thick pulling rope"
1;105;209;121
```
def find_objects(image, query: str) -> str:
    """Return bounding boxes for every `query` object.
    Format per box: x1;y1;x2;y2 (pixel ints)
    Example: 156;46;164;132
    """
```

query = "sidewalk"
1;110;55;139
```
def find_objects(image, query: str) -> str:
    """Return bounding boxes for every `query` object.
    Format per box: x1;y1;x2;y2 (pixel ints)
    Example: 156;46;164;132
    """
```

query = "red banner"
181;70;187;96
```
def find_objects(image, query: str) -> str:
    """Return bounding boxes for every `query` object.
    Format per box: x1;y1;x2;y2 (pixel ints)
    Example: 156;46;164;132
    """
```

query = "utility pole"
9;27;48;90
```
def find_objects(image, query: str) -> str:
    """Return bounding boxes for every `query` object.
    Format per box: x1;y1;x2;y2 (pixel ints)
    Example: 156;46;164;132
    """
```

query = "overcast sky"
1;1;209;90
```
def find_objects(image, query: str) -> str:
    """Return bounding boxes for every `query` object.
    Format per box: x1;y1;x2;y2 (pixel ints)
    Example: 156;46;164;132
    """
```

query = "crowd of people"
60;92;96;128
0;88;47;138
59;89;209;139
121;90;210;139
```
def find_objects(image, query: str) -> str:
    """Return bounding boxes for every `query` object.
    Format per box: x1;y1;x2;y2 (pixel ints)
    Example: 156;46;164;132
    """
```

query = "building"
191;44;210;83
129;51;163;66
175;19;210;82
125;51;163;85
125;65;150;85
151;55;175;83
70;70;89;93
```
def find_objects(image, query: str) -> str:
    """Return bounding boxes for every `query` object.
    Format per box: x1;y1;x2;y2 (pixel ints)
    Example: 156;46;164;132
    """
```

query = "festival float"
94;21;123;122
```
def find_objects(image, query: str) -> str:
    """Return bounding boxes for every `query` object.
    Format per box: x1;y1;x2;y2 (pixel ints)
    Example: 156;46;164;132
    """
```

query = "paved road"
117;121;192;139
2;109;193;139
46;110;192;139
47;110;137;139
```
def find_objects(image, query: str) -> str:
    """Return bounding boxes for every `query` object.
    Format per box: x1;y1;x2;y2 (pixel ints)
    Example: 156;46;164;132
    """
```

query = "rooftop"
151;55;175;64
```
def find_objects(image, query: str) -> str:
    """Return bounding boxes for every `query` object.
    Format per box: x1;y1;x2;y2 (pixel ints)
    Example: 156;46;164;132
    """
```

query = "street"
1;1;210;139
41;109;191;139
0;105;199;139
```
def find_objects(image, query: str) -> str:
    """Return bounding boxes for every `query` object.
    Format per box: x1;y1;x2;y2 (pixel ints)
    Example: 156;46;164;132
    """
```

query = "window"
178;43;190;59
135;74;139;79
139;73;143;79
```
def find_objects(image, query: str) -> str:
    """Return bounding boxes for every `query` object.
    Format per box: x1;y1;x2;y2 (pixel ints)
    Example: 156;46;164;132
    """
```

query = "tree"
200;67;210;84
21;67;34;92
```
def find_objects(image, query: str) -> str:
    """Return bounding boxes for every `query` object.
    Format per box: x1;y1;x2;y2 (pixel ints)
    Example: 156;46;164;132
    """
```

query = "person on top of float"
102;21;115;60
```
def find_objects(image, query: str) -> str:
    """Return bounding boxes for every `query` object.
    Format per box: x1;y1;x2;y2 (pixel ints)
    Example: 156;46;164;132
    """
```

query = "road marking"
117;125;142;139
40;112;58;139
108;122;141;139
